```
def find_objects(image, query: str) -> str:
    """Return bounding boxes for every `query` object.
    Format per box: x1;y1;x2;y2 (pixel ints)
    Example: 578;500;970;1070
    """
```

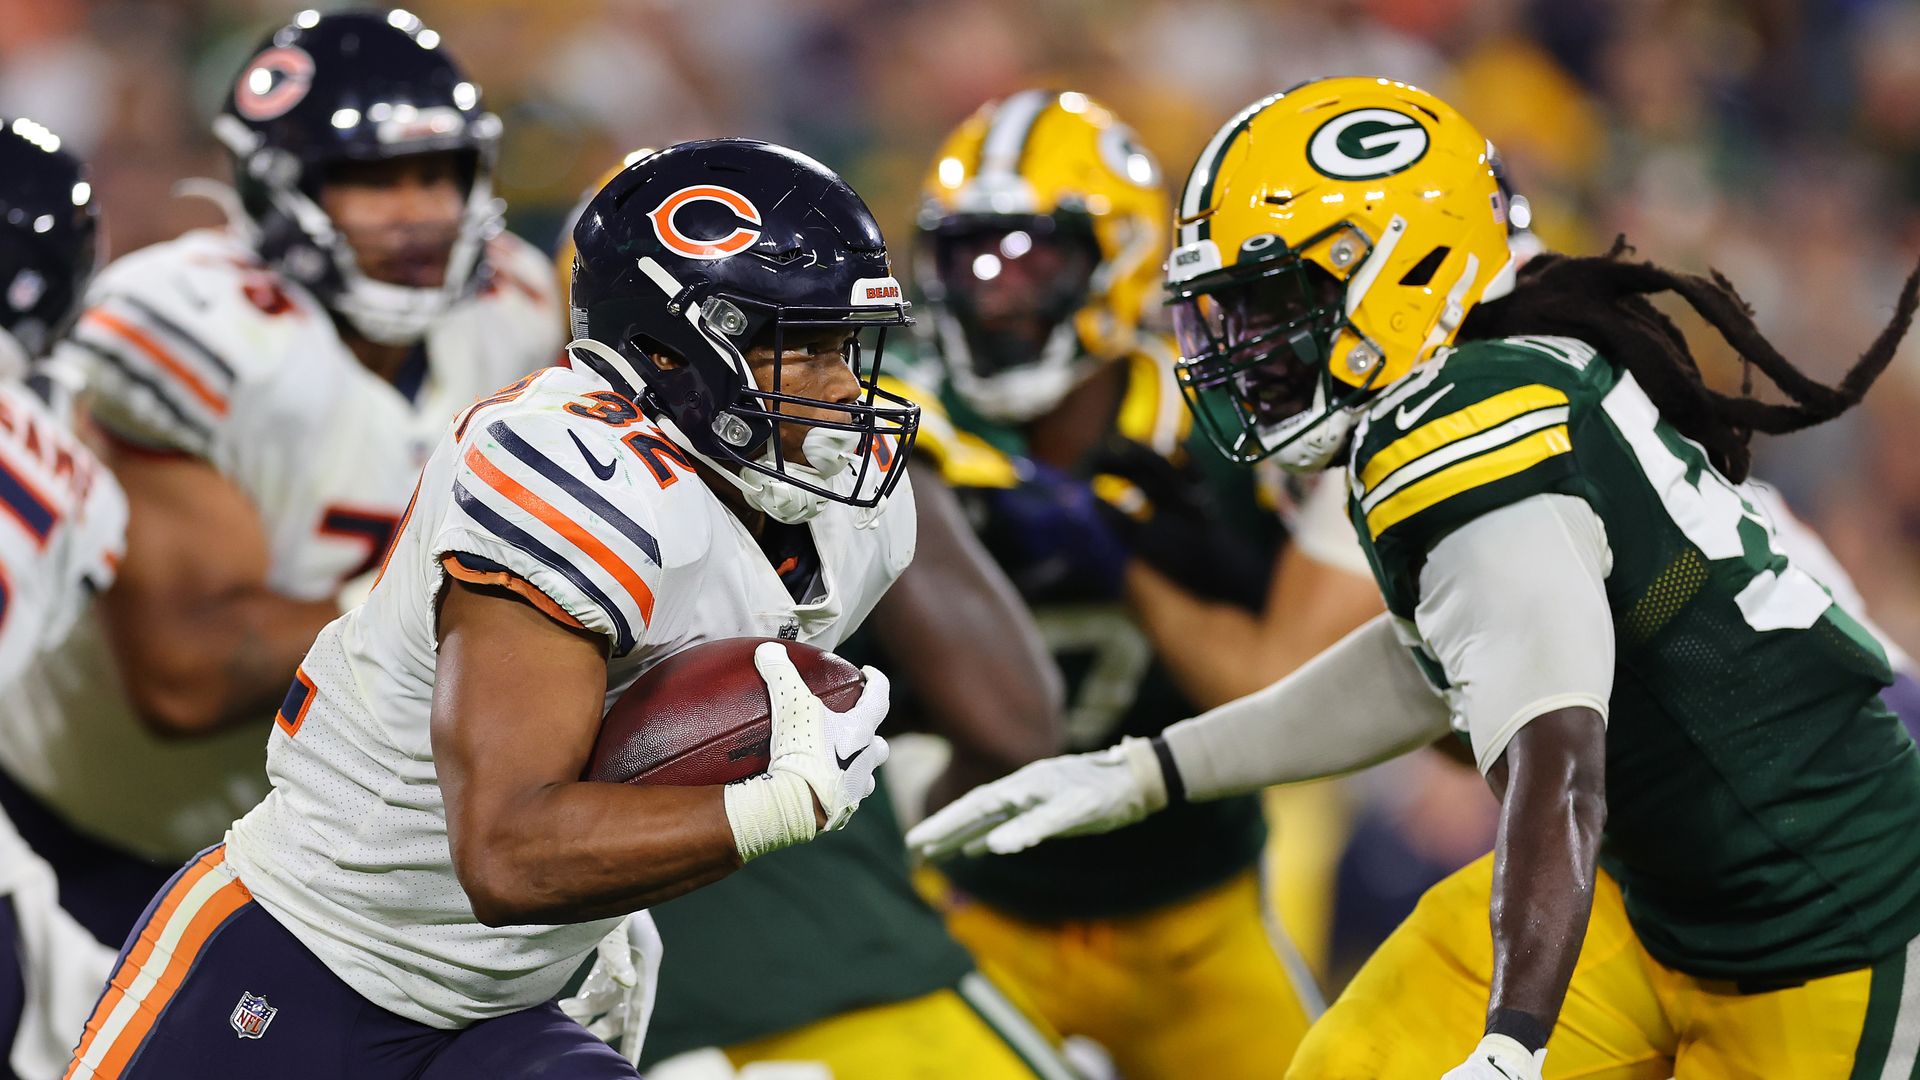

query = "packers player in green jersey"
912;76;1920;1079
901;89;1382;1079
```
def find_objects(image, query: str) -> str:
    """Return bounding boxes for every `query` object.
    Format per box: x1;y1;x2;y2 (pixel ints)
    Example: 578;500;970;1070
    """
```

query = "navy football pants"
65;847;636;1080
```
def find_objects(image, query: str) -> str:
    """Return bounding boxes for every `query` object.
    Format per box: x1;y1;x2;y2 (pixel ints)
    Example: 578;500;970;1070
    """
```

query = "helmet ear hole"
1398;246;1451;288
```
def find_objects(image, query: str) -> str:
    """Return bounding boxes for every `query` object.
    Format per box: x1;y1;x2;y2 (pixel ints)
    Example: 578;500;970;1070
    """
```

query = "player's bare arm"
1482;706;1606;1049
100;448;341;737
1125;544;1382;709
868;457;1065;811
432;578;744;926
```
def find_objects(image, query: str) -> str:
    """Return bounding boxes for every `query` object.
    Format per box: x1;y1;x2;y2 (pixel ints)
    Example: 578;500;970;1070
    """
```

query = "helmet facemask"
921;211;1103;421
1169;222;1383;470
570;272;920;523
219;121;502;346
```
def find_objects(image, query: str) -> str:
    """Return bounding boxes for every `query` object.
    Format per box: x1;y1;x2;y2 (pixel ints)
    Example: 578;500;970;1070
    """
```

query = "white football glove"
558;911;664;1065
723;643;891;861
906;737;1167;860
1441;1035;1547;1080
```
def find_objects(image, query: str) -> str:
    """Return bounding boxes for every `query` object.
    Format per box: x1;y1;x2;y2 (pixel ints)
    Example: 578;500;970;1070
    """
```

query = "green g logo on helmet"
1307;108;1429;180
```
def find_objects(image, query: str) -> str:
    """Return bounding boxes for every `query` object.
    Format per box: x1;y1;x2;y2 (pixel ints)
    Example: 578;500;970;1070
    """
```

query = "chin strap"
654;415;888;529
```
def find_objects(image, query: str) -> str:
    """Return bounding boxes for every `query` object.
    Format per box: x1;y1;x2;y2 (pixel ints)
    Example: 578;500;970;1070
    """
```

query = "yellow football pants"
929;867;1320;1080
724;976;1077;1080
1291;853;1920;1079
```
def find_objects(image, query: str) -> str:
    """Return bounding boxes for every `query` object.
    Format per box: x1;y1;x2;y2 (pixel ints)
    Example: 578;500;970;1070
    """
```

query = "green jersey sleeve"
1348;336;1608;604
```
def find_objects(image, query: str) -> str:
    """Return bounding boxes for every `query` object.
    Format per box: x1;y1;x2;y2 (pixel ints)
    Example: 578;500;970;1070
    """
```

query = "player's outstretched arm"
1120;467;1384;709
907;613;1452;859
99;449;343;737
868;460;1066;812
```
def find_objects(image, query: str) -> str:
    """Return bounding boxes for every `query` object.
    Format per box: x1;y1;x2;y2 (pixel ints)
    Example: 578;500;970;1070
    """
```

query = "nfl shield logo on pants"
229;991;277;1039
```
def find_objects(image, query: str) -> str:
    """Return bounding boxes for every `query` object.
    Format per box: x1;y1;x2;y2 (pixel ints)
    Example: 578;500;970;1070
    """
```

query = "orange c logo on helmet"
647;185;764;261
234;46;316;122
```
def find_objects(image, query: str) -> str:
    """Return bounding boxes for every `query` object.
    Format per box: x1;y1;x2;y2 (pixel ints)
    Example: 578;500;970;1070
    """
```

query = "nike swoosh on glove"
906;737;1167;860
723;643;892;861
1440;1034;1547;1080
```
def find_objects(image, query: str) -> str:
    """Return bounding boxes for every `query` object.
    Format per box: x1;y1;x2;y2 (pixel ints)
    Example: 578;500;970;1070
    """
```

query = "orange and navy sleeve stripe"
441;552;588;632
273;667;317;737
68;296;238;451
0;449;58;550
447;419;662;656
65;846;253;1080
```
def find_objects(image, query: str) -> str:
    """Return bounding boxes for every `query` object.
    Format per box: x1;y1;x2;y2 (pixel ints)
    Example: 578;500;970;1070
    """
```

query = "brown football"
586;637;864;786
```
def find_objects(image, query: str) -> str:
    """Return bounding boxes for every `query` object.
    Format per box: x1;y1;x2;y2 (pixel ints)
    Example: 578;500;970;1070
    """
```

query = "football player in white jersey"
67;139;913;1080
0;9;562;949
0;120;126;1080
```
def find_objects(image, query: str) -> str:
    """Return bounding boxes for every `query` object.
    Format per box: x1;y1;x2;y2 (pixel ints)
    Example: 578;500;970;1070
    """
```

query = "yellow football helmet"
918;90;1169;421
1166;77;1514;469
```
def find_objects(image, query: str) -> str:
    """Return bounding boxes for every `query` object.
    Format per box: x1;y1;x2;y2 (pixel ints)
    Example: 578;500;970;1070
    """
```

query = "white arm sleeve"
1415;493;1615;774
1161;612;1452;800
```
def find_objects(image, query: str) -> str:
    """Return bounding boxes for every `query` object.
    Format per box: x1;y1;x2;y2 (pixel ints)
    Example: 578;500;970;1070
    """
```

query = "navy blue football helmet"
0;118;98;362
213;8;501;345
569;139;919;512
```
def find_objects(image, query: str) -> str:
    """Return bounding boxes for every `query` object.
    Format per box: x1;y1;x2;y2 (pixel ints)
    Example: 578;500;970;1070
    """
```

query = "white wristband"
722;772;818;862
1119;736;1169;814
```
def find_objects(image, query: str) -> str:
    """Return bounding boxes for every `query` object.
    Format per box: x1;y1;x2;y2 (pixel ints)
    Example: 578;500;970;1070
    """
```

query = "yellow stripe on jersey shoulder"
876;373;1020;490
1364;425;1572;539
1114;337;1192;456
1360;384;1568;493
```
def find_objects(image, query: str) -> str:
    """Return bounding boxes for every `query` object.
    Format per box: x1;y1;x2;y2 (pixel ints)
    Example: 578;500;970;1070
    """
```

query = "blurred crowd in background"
7;0;1919;991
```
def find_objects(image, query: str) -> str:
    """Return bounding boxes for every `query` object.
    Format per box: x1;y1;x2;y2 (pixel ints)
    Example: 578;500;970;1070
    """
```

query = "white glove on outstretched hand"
1442;1035;1547;1080
724;643;891;861
906;737;1167;860
558;911;664;1065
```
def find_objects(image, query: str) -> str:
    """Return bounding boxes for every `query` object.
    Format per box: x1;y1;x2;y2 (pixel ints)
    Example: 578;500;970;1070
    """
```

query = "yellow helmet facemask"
1166;78;1515;470
918;89;1169;422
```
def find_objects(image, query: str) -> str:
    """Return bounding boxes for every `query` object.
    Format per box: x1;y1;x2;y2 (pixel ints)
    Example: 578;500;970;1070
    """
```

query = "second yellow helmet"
918;90;1170;421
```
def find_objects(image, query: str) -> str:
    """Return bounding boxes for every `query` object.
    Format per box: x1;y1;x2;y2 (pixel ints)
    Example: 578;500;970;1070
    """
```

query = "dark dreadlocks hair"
1454;238;1920;482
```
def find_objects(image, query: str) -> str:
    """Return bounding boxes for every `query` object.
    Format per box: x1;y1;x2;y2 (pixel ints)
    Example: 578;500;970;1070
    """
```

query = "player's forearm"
451;781;742;926
103;585;341;737
1124;563;1273;708
1159;612;1450;799
1484;708;1608;1048
1128;548;1384;710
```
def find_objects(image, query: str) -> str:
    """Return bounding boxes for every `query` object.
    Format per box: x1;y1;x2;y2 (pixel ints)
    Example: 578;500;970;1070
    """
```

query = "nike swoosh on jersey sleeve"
1355;382;1573;541
439;416;666;656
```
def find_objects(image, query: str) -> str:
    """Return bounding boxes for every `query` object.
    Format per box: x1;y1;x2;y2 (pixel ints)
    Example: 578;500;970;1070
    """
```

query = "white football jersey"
225;363;916;1028
0;227;562;861
0;371;125;695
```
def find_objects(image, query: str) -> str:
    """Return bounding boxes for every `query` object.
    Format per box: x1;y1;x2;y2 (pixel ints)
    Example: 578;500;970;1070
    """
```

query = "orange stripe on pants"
65;847;253;1080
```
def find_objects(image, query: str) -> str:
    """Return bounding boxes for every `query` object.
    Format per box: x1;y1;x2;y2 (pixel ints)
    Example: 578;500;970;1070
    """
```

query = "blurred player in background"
901;90;1380;1078
0;119;124;1080
0;8;561;950
547;158;1079;1080
68;138;907;1080
915;76;1920;1079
